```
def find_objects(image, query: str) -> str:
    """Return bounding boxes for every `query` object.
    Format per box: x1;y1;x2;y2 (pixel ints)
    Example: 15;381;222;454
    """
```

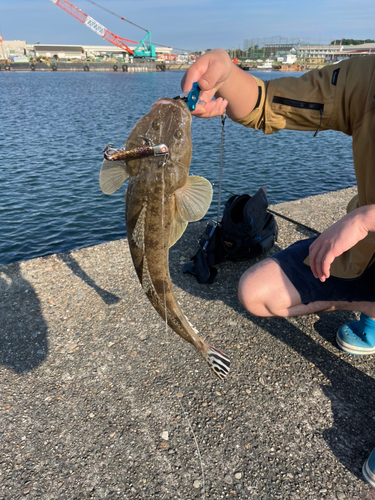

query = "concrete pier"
1;187;374;499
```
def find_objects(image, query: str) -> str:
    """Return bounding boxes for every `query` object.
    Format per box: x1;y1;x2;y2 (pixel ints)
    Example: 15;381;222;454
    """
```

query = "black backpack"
183;187;278;283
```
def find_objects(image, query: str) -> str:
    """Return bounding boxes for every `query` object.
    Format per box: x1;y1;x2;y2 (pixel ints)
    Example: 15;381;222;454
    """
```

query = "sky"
0;0;374;52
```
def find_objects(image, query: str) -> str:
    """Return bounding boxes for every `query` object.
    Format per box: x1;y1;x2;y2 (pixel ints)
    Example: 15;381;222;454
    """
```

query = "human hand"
308;207;373;281
180;49;232;118
180;49;260;120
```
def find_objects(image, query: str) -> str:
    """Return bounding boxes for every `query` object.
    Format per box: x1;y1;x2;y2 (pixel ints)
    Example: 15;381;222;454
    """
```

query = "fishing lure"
103;143;169;162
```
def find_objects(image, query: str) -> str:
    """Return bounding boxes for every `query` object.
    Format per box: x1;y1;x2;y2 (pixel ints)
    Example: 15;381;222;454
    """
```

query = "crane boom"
49;0;136;55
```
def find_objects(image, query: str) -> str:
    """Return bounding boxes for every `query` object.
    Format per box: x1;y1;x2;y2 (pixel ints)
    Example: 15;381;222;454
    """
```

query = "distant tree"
330;38;375;45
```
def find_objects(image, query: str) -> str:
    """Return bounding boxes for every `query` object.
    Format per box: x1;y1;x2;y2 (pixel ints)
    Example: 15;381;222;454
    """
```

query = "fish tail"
201;342;230;380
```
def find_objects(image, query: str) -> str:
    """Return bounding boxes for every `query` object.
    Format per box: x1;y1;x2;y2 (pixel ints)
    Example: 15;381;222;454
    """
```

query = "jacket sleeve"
235;58;372;136
235;57;375;279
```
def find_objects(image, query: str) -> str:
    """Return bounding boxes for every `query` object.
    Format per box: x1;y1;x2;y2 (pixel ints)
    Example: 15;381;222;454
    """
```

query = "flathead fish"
99;98;230;380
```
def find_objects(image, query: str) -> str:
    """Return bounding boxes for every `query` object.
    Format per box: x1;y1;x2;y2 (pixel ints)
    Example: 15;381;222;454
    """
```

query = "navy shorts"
270;237;375;305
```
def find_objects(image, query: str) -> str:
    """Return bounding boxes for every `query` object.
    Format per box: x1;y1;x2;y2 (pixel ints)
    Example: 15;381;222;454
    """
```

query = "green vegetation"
330;39;375;45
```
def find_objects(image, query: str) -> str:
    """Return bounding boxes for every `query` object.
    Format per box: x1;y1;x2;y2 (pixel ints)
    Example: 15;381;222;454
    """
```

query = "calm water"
0;70;355;266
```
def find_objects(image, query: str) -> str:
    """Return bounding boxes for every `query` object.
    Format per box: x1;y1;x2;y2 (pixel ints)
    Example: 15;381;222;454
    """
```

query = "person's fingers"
181;61;210;93
308;240;319;279
314;247;326;281
191;98;228;118
320;252;335;281
182;53;231;97
310;243;333;282
309;240;326;281
196;58;231;95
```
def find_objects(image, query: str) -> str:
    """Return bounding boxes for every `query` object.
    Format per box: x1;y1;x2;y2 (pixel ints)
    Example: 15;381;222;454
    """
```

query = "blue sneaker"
363;448;375;489
336;314;375;355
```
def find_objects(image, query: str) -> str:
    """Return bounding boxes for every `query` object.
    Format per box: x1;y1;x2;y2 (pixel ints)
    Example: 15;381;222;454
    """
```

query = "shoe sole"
363;458;375;489
336;333;375;355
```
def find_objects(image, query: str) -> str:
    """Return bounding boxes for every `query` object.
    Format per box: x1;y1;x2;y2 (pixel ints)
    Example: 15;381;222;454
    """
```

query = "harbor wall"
0;61;188;72
0;61;325;73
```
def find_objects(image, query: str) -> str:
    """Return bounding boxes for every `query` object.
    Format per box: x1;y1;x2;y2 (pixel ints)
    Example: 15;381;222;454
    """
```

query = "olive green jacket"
236;56;375;279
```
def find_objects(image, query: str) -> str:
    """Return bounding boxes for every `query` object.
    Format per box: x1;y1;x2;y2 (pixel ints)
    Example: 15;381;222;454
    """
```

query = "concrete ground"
1;187;374;500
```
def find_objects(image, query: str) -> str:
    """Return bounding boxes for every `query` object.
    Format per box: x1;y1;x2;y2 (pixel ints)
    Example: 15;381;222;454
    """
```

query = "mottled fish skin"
100;98;230;380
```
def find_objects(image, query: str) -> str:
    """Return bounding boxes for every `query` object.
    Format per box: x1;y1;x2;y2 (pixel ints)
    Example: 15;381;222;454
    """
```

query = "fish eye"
174;129;183;139
152;120;161;130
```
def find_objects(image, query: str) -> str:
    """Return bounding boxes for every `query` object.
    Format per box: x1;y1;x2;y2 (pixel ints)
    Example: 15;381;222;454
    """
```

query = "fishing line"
178;398;206;500
85;0;148;31
160;155;169;332
214;116;320;235
216;113;226;220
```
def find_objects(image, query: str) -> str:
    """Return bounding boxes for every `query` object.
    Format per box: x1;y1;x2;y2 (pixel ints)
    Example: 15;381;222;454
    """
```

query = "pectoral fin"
169;176;212;248
175;176;213;222
99;159;130;195
169;214;188;248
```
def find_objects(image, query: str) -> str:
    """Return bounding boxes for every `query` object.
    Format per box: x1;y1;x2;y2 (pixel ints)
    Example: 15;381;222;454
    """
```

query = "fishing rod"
214;183;321;235
267;208;321;235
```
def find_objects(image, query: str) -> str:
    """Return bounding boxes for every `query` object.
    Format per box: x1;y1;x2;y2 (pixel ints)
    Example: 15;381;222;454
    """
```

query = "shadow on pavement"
250;312;375;480
0;263;48;373
171;229;375;482
58;253;121;305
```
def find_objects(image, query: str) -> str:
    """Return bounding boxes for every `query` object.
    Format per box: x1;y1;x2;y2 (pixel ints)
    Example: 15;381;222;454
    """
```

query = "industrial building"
0;39;173;62
265;42;375;63
331;42;375;61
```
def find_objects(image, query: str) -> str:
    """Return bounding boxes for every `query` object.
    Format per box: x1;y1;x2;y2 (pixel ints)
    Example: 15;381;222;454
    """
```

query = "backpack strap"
183;248;218;284
183;221;219;283
250;213;278;255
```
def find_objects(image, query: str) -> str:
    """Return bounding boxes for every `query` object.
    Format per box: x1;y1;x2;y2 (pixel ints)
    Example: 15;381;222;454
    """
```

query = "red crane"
49;0;139;56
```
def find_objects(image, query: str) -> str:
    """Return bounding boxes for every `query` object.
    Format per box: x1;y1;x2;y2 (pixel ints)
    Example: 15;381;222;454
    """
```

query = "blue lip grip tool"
173;82;204;111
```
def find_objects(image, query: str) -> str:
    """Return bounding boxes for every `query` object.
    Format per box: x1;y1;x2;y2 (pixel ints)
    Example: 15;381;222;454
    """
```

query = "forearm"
214;60;259;120
355;204;375;233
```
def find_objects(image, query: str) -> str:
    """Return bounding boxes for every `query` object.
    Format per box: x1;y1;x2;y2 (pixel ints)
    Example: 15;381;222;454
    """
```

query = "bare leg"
238;258;375;320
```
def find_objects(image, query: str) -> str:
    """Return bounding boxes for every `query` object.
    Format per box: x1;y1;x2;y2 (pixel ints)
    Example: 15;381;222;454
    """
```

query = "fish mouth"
151;98;189;112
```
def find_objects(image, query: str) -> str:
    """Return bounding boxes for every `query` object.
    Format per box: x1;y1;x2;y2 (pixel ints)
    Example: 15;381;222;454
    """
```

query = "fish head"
125;98;192;188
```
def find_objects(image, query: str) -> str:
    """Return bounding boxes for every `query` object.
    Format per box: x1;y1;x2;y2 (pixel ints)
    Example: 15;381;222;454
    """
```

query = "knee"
238;266;272;317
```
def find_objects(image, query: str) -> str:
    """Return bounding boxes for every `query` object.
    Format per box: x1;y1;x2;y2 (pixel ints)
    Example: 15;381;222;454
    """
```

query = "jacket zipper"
272;96;324;136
